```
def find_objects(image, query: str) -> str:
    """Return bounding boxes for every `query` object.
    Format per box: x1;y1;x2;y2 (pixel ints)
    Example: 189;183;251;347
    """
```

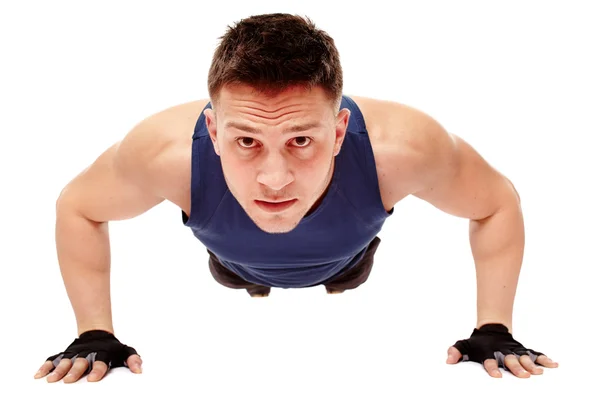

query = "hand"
446;323;559;378
33;330;142;383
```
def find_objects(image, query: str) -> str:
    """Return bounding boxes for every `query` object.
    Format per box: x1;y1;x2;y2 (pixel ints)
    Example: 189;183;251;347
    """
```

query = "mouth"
254;199;297;213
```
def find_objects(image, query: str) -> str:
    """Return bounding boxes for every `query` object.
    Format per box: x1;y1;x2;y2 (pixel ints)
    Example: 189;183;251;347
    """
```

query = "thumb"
446;346;463;364
126;354;143;373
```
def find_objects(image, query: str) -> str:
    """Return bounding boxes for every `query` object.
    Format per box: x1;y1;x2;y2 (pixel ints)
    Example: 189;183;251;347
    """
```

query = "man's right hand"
33;330;142;383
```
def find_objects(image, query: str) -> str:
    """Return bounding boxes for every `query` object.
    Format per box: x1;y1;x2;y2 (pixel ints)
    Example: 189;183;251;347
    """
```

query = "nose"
256;152;294;191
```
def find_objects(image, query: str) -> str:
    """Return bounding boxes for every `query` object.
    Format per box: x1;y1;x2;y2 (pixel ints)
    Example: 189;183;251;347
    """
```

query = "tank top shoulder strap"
341;95;367;134
192;101;212;140
335;95;393;222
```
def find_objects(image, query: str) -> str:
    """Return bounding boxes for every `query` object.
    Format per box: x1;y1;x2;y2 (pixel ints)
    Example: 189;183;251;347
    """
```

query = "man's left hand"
446;323;559;378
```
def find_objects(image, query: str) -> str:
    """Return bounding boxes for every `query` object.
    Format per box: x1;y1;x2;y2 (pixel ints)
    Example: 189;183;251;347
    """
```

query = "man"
34;13;558;383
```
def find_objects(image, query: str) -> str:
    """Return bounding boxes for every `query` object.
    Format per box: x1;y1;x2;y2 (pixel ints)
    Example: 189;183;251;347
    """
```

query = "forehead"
215;84;335;120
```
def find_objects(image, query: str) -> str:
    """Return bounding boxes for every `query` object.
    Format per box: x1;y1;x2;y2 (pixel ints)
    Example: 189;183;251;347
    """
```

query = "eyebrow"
224;121;322;134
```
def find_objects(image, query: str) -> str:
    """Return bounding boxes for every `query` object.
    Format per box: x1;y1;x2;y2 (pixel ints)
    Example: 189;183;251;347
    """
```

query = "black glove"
452;323;545;370
46;330;139;374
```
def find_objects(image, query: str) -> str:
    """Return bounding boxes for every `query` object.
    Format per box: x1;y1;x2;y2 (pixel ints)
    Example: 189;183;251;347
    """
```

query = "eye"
236;137;311;149
237;137;257;148
291;136;311;147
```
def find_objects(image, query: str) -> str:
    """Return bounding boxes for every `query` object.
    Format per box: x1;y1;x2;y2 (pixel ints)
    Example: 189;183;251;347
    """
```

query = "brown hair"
207;13;343;108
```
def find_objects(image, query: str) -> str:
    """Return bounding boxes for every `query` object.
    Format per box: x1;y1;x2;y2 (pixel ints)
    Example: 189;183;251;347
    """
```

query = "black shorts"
206;236;381;296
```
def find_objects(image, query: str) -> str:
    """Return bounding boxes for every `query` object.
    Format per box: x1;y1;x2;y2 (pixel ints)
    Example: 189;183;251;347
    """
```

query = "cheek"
295;153;331;184
220;154;252;189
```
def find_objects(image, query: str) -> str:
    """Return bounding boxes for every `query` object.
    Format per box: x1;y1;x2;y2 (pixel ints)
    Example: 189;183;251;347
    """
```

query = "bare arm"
54;122;170;336
409;132;522;332
366;98;559;378
365;98;522;331
34;100;205;384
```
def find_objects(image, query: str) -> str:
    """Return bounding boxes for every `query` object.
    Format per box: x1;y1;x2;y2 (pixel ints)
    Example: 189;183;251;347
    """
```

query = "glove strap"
78;330;116;340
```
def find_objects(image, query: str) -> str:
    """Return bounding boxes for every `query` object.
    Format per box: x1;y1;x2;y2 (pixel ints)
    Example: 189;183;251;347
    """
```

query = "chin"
260;224;298;234
244;205;304;234
251;215;302;234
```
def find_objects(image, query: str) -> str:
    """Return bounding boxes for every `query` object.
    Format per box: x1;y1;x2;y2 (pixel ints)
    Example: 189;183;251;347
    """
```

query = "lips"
254;199;297;212
259;199;293;203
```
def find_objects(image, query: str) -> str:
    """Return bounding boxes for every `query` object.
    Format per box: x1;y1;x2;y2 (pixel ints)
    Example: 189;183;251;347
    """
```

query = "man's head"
204;13;350;234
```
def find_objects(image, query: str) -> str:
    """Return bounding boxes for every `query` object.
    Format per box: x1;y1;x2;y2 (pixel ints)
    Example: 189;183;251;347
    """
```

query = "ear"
334;108;351;156
204;108;220;156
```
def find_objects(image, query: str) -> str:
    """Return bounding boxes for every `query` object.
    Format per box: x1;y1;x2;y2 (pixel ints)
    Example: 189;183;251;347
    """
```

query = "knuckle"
92;366;106;376
519;354;533;363
96;361;109;370
507;362;520;370
512;366;527;375
90;371;104;381
59;359;72;367
53;367;66;375
485;364;497;372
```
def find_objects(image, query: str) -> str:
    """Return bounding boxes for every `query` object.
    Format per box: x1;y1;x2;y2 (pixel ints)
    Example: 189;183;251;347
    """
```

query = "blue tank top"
182;95;394;288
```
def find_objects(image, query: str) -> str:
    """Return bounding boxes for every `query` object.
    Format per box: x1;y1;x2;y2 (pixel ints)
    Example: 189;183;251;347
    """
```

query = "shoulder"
115;99;209;210
347;95;457;207
347;95;516;219
119;99;209;150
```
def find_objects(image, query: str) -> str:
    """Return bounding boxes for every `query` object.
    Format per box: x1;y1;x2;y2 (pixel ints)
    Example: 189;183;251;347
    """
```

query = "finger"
446;346;462;364
34;360;55;379
87;360;109;382
483;359;502;378
125;354;143;373
534;355;559;368
519;355;543;375
63;357;92;384
503;354;531;378
123;345;139;359
46;358;73;383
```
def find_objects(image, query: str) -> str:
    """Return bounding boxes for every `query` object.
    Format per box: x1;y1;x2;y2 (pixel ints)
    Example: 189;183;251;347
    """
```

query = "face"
204;84;350;234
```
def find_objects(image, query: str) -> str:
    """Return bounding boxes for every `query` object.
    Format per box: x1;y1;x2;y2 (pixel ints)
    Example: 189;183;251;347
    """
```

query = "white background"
1;0;598;398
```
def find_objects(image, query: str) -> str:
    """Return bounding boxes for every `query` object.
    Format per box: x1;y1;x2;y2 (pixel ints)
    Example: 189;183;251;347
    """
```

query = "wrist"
476;319;512;333
77;323;114;337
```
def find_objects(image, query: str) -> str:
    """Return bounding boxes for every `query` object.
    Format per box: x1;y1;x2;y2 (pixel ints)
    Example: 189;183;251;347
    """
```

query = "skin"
204;84;350;233
34;83;558;383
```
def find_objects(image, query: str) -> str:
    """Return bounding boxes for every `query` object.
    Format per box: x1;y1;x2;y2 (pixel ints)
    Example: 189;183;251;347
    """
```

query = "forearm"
469;200;524;333
55;204;114;336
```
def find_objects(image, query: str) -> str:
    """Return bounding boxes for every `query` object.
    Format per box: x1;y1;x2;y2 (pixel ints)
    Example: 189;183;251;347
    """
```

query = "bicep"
411;131;518;221
55;99;206;222
56;140;165;223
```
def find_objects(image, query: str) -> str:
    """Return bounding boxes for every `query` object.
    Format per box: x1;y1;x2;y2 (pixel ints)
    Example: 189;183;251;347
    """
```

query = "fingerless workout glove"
453;323;545;369
47;330;139;373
